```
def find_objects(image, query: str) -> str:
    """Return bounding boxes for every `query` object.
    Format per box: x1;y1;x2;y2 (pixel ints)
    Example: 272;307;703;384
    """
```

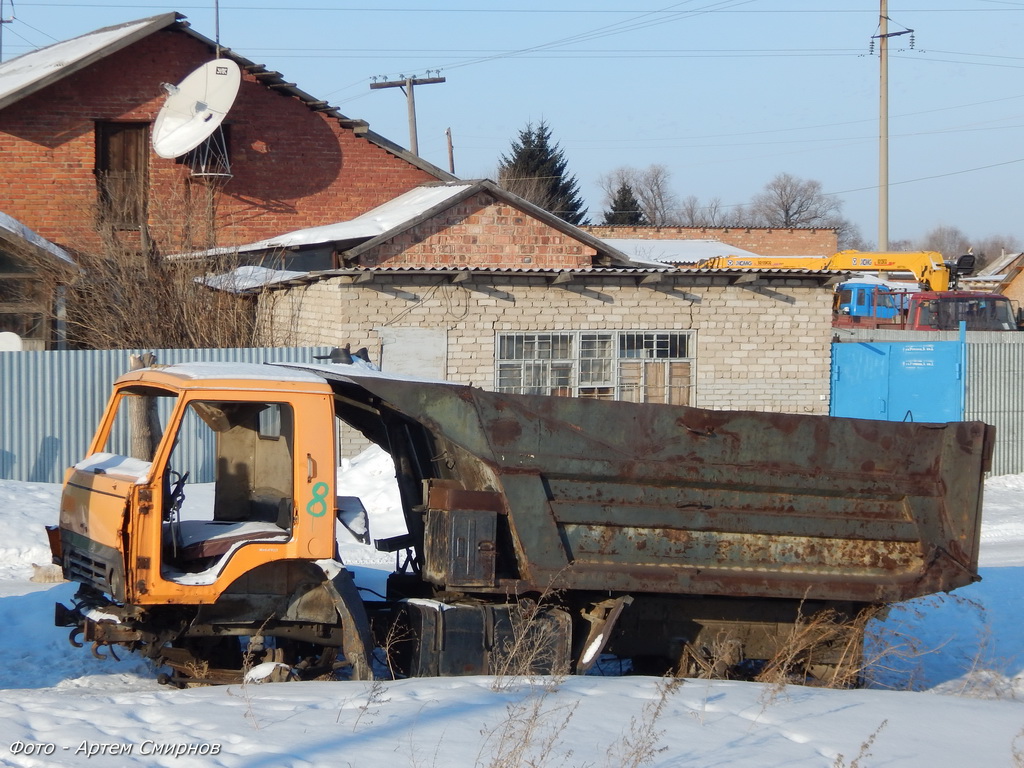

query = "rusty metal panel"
424;508;497;588
312;367;993;606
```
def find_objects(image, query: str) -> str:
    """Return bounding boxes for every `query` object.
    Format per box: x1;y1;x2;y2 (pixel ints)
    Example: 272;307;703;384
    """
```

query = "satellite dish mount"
152;59;241;180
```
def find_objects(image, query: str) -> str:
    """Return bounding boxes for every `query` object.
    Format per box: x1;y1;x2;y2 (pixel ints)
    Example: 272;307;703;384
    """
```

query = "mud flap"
577;595;633;674
323;568;375;680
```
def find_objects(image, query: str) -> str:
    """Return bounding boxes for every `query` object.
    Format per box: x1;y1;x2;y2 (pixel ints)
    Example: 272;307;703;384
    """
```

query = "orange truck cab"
52;362;374;681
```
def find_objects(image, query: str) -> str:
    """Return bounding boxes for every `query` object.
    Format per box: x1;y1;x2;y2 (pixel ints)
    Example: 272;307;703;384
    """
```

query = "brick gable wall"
582;226;838;257
0;29;437;255
359;192;595;268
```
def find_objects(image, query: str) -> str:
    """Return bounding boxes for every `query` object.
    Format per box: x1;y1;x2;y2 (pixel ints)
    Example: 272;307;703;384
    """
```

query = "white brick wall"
258;273;833;419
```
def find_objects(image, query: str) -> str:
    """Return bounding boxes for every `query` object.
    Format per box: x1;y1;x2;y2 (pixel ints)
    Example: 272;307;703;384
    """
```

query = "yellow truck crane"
693;250;971;292
49;361;993;685
695;250;1020;331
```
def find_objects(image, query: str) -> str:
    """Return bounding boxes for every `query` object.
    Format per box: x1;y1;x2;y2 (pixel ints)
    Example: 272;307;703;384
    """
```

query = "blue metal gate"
830;340;965;423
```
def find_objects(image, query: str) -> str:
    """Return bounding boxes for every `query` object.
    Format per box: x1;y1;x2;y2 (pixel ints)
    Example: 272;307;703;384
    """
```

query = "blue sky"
3;2;1023;248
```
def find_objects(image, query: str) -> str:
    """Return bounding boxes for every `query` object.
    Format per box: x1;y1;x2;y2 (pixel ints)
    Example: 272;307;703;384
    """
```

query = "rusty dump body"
52;362;993;683
317;366;991;605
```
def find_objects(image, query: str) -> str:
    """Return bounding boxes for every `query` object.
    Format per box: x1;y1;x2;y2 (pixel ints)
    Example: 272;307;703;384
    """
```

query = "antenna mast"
213;0;221;58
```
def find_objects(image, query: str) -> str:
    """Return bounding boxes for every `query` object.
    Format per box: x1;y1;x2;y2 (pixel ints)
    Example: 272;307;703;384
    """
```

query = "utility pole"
445;127;455;174
873;1;913;251
370;75;445;157
878;1;889;251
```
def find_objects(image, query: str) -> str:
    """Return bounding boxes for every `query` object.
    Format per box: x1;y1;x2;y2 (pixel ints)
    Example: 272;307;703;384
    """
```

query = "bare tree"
597;164;679;226
634;164;679;226
26;183;260;350
918;225;971;261
749;173;843;228
678;195;741;228
887;238;915;252
834;218;869;252
972;233;1022;271
677;195;704;227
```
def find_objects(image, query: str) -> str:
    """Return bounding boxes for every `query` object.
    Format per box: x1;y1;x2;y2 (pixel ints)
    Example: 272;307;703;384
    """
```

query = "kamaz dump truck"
49;361;993;685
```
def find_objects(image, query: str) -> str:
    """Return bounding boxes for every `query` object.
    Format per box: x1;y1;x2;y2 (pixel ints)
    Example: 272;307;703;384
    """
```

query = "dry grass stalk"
756;606;879;689
475;694;579;768
491;595;569;692
831;719;888;768
604;676;683;768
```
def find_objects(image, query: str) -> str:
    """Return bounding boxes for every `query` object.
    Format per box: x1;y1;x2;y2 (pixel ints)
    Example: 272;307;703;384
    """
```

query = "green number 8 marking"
306;482;330;517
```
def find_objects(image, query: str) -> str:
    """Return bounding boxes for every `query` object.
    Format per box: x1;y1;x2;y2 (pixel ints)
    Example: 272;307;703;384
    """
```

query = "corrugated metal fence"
0;346;332;483
966;342;1024;477
4;340;1022;482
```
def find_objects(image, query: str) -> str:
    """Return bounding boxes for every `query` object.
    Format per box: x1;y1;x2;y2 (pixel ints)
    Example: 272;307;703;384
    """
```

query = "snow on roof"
0;15;172;110
600;238;763;266
131;361;331;384
0;211;74;265
200;265;308;292
72;452;153;483
837;274;921;291
283;361;455;387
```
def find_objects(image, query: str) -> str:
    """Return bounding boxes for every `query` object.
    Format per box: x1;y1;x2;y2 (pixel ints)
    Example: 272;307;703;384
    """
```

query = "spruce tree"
602;183;648;226
497;120;587;225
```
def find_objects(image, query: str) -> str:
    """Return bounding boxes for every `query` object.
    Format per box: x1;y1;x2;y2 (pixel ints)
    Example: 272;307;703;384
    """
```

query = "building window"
497;331;694;405
95;122;149;229
0;252;49;346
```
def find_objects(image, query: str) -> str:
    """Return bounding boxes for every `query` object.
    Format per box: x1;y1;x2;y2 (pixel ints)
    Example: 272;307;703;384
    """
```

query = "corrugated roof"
219;264;670;293
0;14;179;112
206;262;839;295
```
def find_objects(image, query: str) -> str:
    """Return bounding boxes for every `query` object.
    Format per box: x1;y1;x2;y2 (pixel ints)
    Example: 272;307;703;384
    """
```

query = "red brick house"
0;12;451;258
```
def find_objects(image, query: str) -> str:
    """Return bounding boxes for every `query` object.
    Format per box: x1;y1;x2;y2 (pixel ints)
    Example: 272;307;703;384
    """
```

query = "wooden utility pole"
370;76;445;156
445;127;455;174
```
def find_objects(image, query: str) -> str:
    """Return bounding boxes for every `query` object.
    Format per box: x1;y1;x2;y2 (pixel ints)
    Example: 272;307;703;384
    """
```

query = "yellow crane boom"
692;250;973;292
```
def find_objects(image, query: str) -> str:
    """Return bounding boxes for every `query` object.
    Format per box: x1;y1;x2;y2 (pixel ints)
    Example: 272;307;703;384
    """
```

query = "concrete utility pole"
874;1;913;251
370;75;445;156
878;0;889;251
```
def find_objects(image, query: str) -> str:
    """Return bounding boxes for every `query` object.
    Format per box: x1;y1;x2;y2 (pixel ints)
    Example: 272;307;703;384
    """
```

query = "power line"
827;156;1024;197
14;3;1024;11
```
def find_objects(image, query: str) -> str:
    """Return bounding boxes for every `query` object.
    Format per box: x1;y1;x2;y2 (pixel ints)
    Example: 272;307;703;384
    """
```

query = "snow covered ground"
0;449;1022;767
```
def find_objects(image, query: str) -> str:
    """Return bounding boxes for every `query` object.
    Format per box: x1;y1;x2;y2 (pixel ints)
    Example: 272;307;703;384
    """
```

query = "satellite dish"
152;59;241;159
